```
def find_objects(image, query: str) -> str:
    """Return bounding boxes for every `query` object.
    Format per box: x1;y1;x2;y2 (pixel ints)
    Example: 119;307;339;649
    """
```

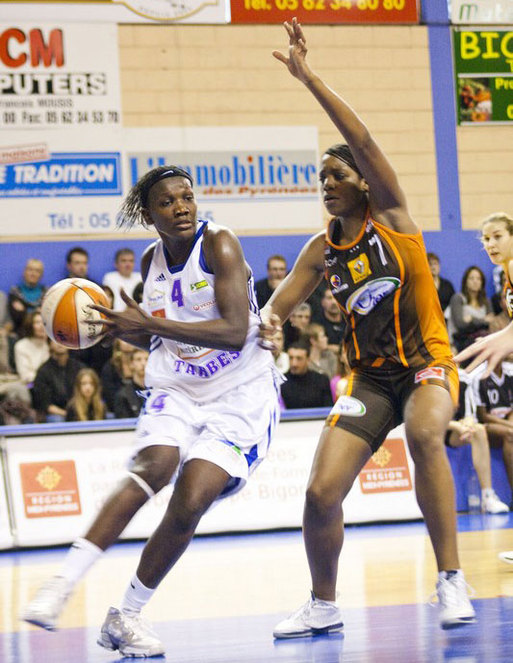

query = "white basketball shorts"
132;367;281;498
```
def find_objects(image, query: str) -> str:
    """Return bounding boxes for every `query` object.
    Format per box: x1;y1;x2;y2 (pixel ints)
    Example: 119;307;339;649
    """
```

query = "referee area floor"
2;513;513;662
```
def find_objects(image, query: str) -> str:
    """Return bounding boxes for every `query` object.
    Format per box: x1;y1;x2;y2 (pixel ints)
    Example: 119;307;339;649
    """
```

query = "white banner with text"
1;419;421;548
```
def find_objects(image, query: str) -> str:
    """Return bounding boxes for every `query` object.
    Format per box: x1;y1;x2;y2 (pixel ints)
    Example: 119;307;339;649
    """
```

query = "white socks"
58;537;103;586
120;574;156;616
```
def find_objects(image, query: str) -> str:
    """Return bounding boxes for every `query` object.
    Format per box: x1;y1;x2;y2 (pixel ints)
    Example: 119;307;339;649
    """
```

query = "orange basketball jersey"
324;214;451;369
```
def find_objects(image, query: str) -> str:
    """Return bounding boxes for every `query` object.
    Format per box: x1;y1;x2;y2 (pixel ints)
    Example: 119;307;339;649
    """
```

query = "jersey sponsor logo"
414;366;445;383
190;279;208;292
147;289;166;317
348;253;371;284
346;277;400;315
330;395;366;417
325;256;337;267
329;274;348;294
193;298;216;311
155;273;166;282
506;286;513;318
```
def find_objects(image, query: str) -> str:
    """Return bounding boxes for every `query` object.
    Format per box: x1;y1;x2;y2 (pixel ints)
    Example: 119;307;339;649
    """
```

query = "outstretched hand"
272;17;312;83
89;288;150;340
454;325;513;377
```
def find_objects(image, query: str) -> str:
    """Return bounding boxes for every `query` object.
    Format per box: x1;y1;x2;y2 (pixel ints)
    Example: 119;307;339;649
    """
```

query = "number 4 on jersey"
171;279;184;307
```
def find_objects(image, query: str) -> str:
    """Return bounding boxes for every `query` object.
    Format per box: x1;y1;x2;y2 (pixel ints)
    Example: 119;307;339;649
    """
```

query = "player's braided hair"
117;165;194;229
324;143;363;178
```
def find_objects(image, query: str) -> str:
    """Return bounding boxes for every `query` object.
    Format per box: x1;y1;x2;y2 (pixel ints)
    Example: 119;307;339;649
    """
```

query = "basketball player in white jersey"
22;166;281;657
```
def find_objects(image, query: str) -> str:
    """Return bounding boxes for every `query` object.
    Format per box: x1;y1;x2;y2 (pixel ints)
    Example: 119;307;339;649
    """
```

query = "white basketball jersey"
142;220;273;401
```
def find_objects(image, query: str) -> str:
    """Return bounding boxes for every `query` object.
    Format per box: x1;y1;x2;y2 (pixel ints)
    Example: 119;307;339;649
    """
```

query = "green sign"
453;28;513;124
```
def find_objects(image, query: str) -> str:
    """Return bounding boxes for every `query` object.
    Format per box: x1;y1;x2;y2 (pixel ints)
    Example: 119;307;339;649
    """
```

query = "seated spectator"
488;289;512;338
13;311;49;387
283;302;312;349
255;254;287;309
8;259;46;336
270;327;289;374
102;248;142;311
448;265;493;354
66;247;91;280
32;341;85;422
312;286;346;353
280;340;333;409
446;368;508;513
305;323;337;378
472;360;513;508
0;324;31;406
66;368;106;422
330;343;351;402
427;252;455;316
101;339;136;413
113;349;148;418
0;289;13;332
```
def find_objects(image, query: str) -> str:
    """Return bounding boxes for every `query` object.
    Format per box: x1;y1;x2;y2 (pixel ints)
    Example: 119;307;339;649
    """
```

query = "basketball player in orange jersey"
456;213;513;376
262;19;475;637
22;166;281;657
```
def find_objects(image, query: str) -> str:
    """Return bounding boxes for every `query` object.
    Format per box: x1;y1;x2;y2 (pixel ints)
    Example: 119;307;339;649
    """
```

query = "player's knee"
407;428;445;463
305;482;341;516
131;461;174;494
172;494;209;533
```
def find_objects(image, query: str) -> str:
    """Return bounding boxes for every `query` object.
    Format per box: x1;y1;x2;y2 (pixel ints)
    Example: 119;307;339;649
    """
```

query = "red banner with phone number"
231;0;419;24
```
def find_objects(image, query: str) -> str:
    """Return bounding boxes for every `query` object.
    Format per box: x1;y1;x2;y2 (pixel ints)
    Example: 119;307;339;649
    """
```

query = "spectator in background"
284;302;312;349
102;248;142;311
281;339;333;409
270;327;289;374
330;343;351;402
32;341;85;422
66;247;91;280
305;323;337;378
472;360;513;508
446;368;508;514
0;290;13;332
255;254;287;309
113;349;148;419
101;338;136;413
448;265;494;354
427;252;455;316
66;368;107;422
8;259;46;336
313;286;346;353
13;311;49;388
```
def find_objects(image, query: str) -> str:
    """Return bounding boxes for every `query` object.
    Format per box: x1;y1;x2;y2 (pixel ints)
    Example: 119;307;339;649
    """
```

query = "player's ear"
142;208;154;226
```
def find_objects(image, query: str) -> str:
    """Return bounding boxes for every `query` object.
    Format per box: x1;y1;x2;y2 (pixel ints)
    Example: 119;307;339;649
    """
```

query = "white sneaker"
97;607;165;658
273;592;343;639
498;551;513;564
435;571;476;629
21;576;72;631
482;491;509;514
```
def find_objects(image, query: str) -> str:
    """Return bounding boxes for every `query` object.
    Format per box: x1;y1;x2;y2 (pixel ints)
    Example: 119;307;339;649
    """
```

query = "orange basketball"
41;278;108;350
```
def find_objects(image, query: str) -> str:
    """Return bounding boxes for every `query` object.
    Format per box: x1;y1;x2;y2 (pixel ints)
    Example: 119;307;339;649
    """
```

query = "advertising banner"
1;421;421;548
0;452;13;549
451;0;513;24
454;28;513;124
0;1;229;24
0;126;320;238
0;23;121;130
230;0;419;25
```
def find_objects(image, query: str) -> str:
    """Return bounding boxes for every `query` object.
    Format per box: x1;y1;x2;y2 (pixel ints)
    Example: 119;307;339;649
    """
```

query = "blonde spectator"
66;368;106;422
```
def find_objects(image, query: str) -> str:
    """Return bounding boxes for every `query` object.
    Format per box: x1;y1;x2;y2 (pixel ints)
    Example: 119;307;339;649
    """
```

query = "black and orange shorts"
325;359;459;452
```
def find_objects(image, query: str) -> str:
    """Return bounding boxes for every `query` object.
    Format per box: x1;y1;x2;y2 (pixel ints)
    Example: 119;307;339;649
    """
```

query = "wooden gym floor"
2;513;513;662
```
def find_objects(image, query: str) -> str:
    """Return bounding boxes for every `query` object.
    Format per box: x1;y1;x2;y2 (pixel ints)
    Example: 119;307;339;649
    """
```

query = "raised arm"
92;227;249;351
262;232;325;326
273;18;415;233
